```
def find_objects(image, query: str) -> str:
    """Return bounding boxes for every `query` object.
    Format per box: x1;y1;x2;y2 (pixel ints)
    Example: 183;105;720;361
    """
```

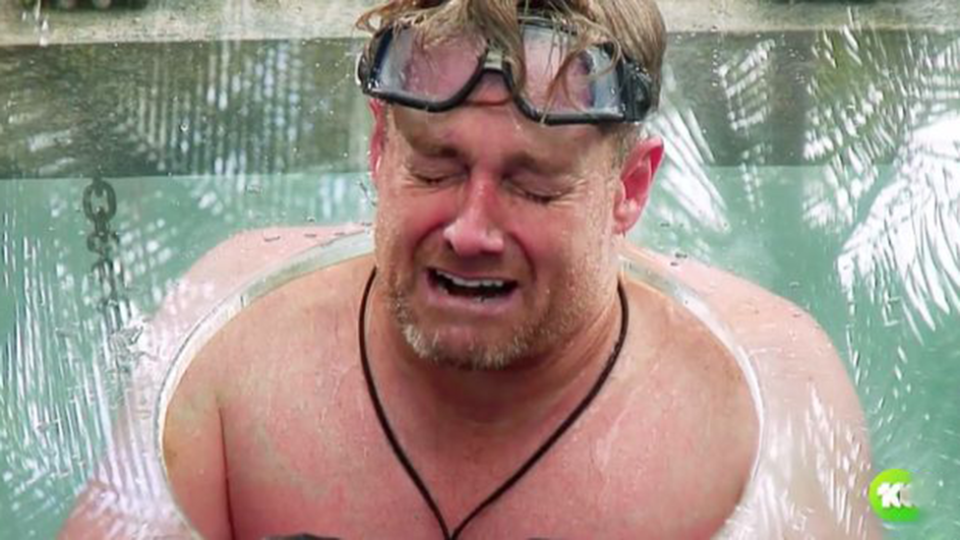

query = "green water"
2;29;959;539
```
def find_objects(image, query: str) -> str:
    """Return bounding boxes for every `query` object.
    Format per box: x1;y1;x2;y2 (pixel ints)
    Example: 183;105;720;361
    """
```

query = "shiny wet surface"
1;19;959;540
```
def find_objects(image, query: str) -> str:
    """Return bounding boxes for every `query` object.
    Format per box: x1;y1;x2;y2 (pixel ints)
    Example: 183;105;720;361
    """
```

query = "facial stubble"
382;249;603;372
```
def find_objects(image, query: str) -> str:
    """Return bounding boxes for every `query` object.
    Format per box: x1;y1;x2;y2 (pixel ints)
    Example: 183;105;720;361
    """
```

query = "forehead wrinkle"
391;105;607;175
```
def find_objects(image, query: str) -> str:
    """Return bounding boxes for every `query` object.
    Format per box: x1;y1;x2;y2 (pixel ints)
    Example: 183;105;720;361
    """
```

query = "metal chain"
82;176;131;360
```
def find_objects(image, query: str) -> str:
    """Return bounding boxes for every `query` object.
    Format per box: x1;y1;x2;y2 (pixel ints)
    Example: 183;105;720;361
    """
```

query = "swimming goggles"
356;16;654;125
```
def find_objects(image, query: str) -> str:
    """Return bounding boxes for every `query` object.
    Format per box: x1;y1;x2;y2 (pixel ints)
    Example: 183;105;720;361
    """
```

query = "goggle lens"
359;18;648;124
519;25;622;118
377;30;486;104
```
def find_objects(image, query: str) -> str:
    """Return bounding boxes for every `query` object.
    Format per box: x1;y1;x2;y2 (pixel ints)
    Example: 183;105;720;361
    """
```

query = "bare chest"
219;358;744;540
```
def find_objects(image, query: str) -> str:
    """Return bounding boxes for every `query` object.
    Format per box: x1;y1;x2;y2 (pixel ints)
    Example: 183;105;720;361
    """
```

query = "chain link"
82;177;126;313
82;176;138;383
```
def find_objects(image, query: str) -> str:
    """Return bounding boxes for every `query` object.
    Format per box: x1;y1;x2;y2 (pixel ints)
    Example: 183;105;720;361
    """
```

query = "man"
63;0;880;538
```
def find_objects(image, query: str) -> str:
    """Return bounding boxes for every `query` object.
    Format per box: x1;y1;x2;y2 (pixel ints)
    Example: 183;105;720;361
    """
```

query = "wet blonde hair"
357;0;666;165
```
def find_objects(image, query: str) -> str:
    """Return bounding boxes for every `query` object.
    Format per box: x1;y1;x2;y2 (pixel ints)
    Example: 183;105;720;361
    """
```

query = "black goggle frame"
356;17;654;126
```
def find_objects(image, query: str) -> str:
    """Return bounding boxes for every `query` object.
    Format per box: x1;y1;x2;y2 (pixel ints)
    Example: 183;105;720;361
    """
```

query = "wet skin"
56;21;881;540
51;70;875;540
370;75;626;372
159;74;761;539
58;219;878;539
163;252;759;539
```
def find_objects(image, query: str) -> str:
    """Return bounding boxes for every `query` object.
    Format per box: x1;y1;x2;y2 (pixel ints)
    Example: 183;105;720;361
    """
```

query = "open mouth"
428;268;518;301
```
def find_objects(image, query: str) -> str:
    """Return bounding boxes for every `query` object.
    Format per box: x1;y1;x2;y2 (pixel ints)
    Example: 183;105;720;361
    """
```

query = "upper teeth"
437;270;506;288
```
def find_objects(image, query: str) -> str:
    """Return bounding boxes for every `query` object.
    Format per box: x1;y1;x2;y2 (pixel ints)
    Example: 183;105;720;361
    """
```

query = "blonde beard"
399;319;528;371
385;268;598;372
373;210;618;371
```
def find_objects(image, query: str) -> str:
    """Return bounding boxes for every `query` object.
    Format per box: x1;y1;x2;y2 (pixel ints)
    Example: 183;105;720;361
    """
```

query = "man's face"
371;75;625;371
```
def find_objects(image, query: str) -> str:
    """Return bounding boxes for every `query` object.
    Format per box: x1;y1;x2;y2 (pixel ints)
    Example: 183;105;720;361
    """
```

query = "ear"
368;99;388;184
613;136;664;234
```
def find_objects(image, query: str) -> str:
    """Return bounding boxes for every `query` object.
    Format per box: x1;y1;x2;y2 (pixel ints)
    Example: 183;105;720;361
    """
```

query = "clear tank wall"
1;1;958;538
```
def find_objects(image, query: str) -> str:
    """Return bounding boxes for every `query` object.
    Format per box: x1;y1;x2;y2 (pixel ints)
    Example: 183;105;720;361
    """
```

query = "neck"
366;277;624;440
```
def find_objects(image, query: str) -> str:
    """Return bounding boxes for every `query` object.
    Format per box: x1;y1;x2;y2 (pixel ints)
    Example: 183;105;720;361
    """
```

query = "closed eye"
405;156;465;187
413;173;445;184
411;172;464;187
521;190;558;205
505;177;564;205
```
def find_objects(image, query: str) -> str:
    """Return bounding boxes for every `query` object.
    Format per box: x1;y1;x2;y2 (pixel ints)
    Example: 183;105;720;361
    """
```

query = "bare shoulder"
164;224;370;390
161;225;369;538
624;245;865;423
620;245;881;538
615;261;760;536
60;226;368;539
191;250;373;402
163;224;370;402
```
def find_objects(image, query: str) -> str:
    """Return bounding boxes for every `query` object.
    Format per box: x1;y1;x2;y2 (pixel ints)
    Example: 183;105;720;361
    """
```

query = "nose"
442;175;505;257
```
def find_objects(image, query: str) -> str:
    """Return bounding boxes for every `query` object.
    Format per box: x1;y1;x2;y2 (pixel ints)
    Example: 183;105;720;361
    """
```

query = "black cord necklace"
358;268;629;539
